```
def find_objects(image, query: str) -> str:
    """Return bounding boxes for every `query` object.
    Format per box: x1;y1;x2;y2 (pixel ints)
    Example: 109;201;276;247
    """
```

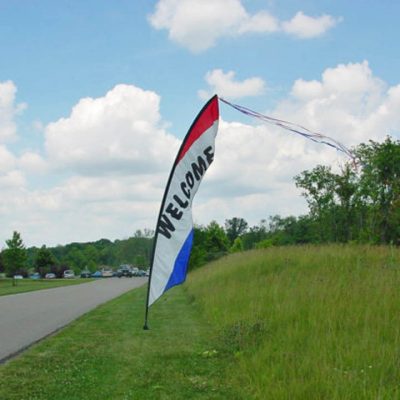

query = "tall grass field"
1;245;399;399
186;244;400;399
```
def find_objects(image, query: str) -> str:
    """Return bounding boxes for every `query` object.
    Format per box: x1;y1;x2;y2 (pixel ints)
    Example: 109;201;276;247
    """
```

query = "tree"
225;217;248;244
295;165;337;242
332;164;359;242
82;245;99;267
35;246;57;277
0;251;5;273
294;164;360;243
188;222;230;268
64;246;86;271
356;137;400;244
3;231;28;277
115;237;153;267
189;225;208;270
98;246;115;267
204;221;229;260
241;220;268;250
294;137;400;245
230;237;244;253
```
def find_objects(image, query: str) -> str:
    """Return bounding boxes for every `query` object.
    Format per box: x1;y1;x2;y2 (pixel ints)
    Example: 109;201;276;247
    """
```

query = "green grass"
0;278;95;296
1;245;399;399
186;244;400;399
0;285;239;400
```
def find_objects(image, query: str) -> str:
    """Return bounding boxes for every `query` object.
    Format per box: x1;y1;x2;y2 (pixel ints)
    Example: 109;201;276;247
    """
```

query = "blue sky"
1;0;399;247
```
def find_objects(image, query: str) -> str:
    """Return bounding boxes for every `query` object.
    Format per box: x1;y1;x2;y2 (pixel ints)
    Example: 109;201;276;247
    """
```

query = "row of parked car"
80;266;148;278
26;270;76;280
115;265;148;278
80;269;113;278
15;266;149;280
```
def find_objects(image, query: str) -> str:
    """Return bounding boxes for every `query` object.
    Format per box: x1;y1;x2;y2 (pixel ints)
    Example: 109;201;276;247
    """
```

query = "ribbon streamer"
220;97;356;164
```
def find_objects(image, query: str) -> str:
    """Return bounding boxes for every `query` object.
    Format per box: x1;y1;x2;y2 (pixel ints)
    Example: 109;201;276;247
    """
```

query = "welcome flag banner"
143;94;354;328
144;95;219;328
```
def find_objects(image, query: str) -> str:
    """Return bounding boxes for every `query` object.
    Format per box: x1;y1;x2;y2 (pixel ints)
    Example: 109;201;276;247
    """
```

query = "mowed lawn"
1;244;400;399
0;285;238;400
0;278;94;296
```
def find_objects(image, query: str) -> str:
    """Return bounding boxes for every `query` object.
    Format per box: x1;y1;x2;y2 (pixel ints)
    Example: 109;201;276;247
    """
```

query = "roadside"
0;278;147;362
0;285;238;400
0;278;95;297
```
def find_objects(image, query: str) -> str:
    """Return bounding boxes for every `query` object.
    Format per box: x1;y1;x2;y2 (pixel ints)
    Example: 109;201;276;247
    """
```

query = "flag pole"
143;165;175;330
143;209;165;330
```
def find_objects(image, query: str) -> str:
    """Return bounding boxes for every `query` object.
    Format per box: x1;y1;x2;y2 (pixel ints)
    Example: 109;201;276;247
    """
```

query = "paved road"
0;278;147;362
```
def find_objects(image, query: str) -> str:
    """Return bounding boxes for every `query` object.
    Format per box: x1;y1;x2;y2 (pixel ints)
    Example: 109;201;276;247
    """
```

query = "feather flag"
144;95;219;328
143;94;354;329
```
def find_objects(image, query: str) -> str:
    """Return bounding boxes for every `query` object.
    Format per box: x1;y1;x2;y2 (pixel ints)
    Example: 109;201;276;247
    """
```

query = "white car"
101;268;113;278
63;270;75;279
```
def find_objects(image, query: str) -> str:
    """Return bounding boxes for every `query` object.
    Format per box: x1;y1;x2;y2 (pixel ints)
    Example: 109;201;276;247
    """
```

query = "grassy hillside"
186;245;400;399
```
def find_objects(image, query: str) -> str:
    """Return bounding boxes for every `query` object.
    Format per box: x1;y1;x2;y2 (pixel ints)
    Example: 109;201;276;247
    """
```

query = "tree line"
190;137;400;266
293;136;399;245
0;230;154;278
0;137;398;277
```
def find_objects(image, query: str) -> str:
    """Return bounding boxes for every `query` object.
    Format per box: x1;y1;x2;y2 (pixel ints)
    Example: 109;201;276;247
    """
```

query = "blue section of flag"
164;229;194;292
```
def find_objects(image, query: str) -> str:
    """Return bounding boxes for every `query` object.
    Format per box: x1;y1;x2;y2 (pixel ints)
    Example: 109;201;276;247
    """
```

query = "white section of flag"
149;120;218;306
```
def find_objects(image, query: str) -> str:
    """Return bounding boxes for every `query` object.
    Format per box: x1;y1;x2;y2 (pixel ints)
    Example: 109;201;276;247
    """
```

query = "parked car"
30;272;41;280
45;273;56;279
116;265;133;278
91;271;102;278
101;267;114;278
80;269;91;278
135;269;147;277
63;270;75;279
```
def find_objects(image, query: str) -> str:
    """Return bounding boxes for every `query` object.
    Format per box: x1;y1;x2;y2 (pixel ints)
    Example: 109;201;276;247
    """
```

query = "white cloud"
0;83;182;246
282;11;340;39
149;0;247;52
0;80;27;142
44;84;179;175
0;82;28;211
196;119;337;217
149;0;340;52
0;170;26;189
0;169;169;246
199;69;266;100
0;145;16;173
238;11;279;34
18;152;48;174
275;61;398;144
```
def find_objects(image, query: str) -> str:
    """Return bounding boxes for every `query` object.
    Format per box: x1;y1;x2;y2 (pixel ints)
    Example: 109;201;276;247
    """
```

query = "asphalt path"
0;277;147;363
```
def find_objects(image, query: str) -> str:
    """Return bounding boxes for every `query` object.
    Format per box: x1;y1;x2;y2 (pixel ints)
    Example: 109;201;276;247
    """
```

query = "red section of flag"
176;96;219;164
